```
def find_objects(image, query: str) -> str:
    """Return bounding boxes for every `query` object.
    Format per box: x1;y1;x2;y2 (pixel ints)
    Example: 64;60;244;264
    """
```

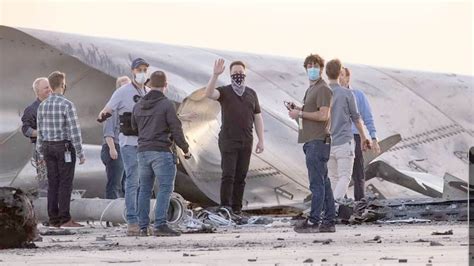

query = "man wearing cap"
98;58;149;236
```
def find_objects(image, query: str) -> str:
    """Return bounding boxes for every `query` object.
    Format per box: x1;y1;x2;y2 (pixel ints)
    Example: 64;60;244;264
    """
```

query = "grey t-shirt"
329;83;361;146
106;83;149;147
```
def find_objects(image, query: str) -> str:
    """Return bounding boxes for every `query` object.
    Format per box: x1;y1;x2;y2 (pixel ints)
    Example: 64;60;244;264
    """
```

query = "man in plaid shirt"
36;71;86;228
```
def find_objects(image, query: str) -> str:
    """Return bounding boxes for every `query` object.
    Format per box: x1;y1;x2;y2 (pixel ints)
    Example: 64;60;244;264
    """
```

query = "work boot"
293;218;319;233
61;220;84;228
153;224;181;237
127;224;140;236
319;223;336;233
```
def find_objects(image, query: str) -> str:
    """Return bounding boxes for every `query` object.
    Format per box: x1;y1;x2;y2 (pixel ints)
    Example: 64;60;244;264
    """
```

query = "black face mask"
63;84;67;95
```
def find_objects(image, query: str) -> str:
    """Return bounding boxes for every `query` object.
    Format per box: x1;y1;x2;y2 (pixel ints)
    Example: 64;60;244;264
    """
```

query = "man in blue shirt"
339;67;380;201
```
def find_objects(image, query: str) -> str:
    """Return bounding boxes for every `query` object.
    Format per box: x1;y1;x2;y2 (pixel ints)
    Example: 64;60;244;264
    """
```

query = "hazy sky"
1;0;473;75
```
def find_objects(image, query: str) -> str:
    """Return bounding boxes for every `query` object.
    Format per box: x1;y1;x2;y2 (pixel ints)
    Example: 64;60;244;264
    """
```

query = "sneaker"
231;212;249;225
293;219;319;233
127;224;140;236
319;224;336;233
61;220;84;228
139;228;149;237
153;224;181;237
218;207;247;225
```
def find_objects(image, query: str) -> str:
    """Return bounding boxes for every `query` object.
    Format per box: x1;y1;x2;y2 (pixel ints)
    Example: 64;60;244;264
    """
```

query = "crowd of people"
21;53;379;236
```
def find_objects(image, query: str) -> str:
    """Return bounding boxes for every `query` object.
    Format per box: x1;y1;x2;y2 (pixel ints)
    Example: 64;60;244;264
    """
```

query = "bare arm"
301;106;330;122
97;88;123;120
354;118;371;151
354;118;368;140
105;136;118;160
205;59;225;100
254;113;264;153
105;136;115;149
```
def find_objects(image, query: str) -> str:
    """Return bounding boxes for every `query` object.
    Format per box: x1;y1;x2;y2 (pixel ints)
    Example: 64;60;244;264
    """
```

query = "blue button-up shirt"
350;86;377;139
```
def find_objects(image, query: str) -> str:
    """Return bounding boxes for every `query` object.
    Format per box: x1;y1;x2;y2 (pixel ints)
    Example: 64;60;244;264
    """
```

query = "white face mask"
134;72;147;84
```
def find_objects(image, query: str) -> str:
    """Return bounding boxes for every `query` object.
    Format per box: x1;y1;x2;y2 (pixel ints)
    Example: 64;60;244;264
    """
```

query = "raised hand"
213;58;225;76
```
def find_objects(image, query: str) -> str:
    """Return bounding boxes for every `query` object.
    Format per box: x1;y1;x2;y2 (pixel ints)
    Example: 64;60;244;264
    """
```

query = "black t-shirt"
216;85;261;141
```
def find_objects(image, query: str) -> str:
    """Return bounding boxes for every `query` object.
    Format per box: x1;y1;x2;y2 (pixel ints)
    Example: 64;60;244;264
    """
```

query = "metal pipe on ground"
33;193;187;225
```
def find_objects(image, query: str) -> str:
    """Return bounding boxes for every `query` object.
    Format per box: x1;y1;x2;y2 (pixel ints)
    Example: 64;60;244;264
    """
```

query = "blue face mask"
307;67;320;81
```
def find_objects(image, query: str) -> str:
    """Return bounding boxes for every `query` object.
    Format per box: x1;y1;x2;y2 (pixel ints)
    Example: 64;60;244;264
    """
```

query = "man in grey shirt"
325;59;370;201
97;58;150;236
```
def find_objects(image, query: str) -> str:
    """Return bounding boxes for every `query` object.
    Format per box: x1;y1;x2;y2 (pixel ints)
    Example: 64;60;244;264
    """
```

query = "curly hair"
303;54;325;69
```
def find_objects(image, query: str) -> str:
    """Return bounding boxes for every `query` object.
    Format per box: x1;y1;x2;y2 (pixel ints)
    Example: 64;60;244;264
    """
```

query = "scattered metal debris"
313;239;333;245
102;260;141;264
364;235;382;243
431;230;453;235
380;257;398;260
0;187;38;249
40;229;76;236
50;239;73;243
338;197;468;224
430;241;444;246
414;239;430;243
379;218;431;224
96;235;108;241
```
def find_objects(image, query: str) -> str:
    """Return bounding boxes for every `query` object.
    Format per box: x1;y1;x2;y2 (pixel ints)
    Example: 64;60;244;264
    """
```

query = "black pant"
352;134;365;201
218;139;253;213
44;141;76;225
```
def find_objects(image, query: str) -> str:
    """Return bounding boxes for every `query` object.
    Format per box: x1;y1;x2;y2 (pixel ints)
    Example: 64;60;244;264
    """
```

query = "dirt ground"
0;221;469;265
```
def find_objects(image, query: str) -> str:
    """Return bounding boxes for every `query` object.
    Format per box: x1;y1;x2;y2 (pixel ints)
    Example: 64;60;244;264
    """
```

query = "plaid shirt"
36;93;84;160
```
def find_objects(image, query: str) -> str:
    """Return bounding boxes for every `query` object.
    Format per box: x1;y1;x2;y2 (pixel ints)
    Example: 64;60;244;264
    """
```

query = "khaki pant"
328;141;355;201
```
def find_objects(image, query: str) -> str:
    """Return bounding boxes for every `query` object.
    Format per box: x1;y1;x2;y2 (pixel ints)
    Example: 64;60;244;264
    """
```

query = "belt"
43;140;71;145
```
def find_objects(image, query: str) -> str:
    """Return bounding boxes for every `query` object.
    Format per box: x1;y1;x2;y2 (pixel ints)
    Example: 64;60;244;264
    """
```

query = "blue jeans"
121;145;139;224
303;139;336;225
100;143;124;199
137;151;177;229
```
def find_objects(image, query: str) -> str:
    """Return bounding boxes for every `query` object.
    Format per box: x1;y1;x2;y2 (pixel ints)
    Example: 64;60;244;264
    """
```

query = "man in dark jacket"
21;77;52;195
131;70;191;237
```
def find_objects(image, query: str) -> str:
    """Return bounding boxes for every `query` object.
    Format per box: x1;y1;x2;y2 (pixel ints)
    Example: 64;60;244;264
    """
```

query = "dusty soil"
0;221;469;265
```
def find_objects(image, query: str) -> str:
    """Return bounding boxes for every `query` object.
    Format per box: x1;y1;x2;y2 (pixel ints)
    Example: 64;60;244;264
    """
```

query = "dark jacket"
131;90;189;154
21;99;41;143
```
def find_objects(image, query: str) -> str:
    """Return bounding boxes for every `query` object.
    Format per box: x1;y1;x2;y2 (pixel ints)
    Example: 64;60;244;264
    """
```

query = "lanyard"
132;82;146;97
